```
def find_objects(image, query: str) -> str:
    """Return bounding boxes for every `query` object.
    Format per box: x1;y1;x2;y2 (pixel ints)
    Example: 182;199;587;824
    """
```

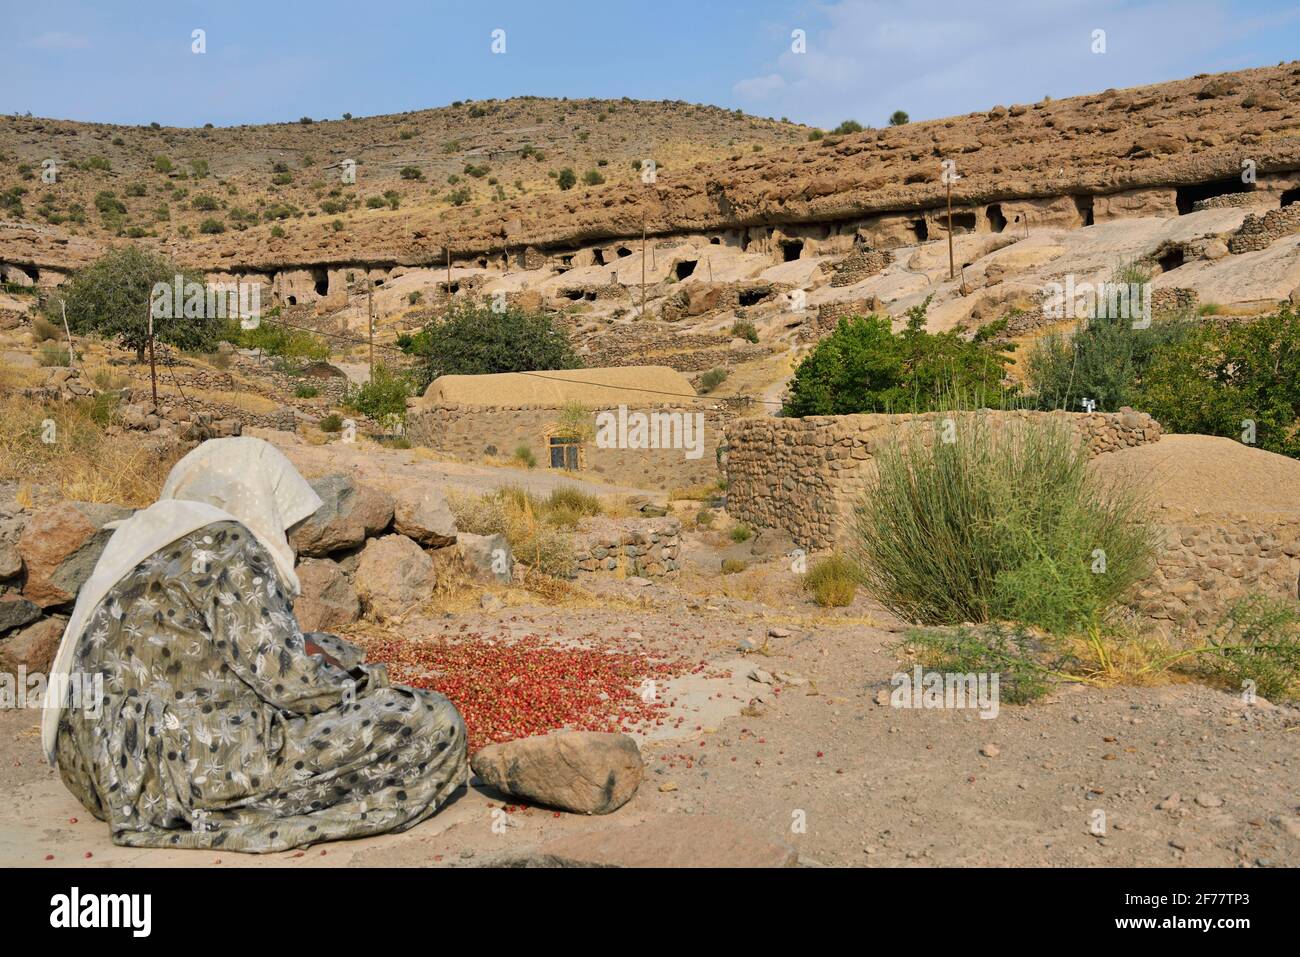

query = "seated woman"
42;437;466;853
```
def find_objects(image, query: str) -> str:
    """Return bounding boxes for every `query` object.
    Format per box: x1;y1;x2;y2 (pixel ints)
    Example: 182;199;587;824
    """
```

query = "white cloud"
731;0;1260;128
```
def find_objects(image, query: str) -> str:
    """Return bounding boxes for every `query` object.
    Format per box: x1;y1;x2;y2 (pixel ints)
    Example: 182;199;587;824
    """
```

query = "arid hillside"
3;61;1299;278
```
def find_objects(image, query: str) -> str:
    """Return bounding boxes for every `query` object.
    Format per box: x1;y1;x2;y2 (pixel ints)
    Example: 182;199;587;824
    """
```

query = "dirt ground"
4;545;1297;868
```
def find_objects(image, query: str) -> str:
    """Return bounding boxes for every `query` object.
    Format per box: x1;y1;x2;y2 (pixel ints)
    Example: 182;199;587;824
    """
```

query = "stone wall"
828;247;892;287
571;517;681;579
724;409;1162;549
1134;518;1300;634
407;403;725;491
1229;205;1300;253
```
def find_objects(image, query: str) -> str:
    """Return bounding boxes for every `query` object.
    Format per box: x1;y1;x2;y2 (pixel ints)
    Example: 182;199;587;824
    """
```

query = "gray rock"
0;594;41;634
354;534;435;620
456;532;513;584
288;475;394;557
0;513;26;579
392;486;457;547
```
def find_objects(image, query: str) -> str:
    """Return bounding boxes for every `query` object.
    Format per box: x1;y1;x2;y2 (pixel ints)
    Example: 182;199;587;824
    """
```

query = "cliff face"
3;62;1299;278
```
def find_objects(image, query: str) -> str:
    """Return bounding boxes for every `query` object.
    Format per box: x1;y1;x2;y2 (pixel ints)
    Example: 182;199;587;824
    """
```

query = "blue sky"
3;0;1298;129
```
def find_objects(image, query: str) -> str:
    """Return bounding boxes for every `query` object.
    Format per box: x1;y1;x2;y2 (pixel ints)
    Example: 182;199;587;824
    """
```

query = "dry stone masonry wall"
725;409;1162;550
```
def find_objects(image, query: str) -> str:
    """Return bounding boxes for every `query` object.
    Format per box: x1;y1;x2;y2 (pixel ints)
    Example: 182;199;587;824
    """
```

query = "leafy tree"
782;298;1013;416
556;167;577;190
1135;304;1300;458
405;299;582;389
831;119;864;135
888;110;910;126
51;246;218;361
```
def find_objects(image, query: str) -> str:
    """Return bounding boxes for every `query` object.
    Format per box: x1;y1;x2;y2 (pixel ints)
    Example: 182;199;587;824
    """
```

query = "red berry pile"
360;634;694;753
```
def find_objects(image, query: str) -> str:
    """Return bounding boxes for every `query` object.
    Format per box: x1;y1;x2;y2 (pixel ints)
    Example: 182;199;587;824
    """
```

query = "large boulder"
288;475;394;557
0;614;67;674
392;486;457;548
18;502;133;608
471;731;644;815
293;558;360;633
354;534;435;620
456;532;513;584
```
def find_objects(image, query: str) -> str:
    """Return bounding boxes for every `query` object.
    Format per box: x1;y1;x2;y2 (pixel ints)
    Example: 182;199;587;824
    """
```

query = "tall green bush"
851;412;1158;632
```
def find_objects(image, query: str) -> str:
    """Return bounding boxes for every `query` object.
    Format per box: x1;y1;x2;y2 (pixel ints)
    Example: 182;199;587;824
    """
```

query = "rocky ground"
2;513;1297;868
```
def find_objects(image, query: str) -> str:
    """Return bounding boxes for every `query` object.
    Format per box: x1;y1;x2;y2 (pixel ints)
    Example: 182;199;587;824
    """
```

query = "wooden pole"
367;278;375;375
640;218;647;319
946;178;955;281
446;247;452;294
59;299;75;369
146;301;158;409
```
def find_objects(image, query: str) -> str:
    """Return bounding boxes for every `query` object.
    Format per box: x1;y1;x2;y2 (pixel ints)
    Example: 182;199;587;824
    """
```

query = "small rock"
456;532;513;584
471;731;643;815
658;781;678;793
748;668;775;685
980;743;1000;758
767;627;792;639
1195;792;1223;808
1157;793;1181;810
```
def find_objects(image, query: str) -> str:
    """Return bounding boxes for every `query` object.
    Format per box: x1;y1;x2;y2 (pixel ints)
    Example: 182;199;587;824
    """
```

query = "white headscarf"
41;437;322;763
159;436;322;594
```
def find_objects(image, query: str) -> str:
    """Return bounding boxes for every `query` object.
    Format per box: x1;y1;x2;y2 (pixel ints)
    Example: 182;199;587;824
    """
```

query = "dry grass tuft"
0;396;184;506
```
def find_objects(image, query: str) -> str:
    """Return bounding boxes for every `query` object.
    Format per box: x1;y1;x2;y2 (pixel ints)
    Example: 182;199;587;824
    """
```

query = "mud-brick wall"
1133;518;1300;635
405;404;723;491
724;409;1162;550
572;517;681;578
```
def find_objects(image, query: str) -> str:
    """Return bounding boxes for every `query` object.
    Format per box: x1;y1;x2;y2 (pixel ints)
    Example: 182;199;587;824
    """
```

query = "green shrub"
729;523;753;543
294;384;319;398
898;623;1059;704
406;299;581;389
30;315;61;342
1196;595;1300;701
319;412;343;433
198;217;225;234
343;364;412;425
582;169;605;186
695;508;715;527
545;486;603;522
556;168;576;190
888;110;910;126
512;444;536;468
803;554;861;607
699;367;728;393
831;119;864;135
784;298;1012;416
730;320;759;343
228;320;328;362
851;412;1158;632
721;558;748;574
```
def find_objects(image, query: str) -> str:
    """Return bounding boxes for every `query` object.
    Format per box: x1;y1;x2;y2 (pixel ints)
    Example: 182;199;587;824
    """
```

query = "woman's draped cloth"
45;437;467;852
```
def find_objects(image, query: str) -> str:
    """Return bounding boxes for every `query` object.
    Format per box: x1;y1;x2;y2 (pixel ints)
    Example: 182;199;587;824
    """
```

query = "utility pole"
946;176;955;281
146;301;158;409
446;247;452;295
640;218;647;320
59;299;75;369
367;277;375;376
